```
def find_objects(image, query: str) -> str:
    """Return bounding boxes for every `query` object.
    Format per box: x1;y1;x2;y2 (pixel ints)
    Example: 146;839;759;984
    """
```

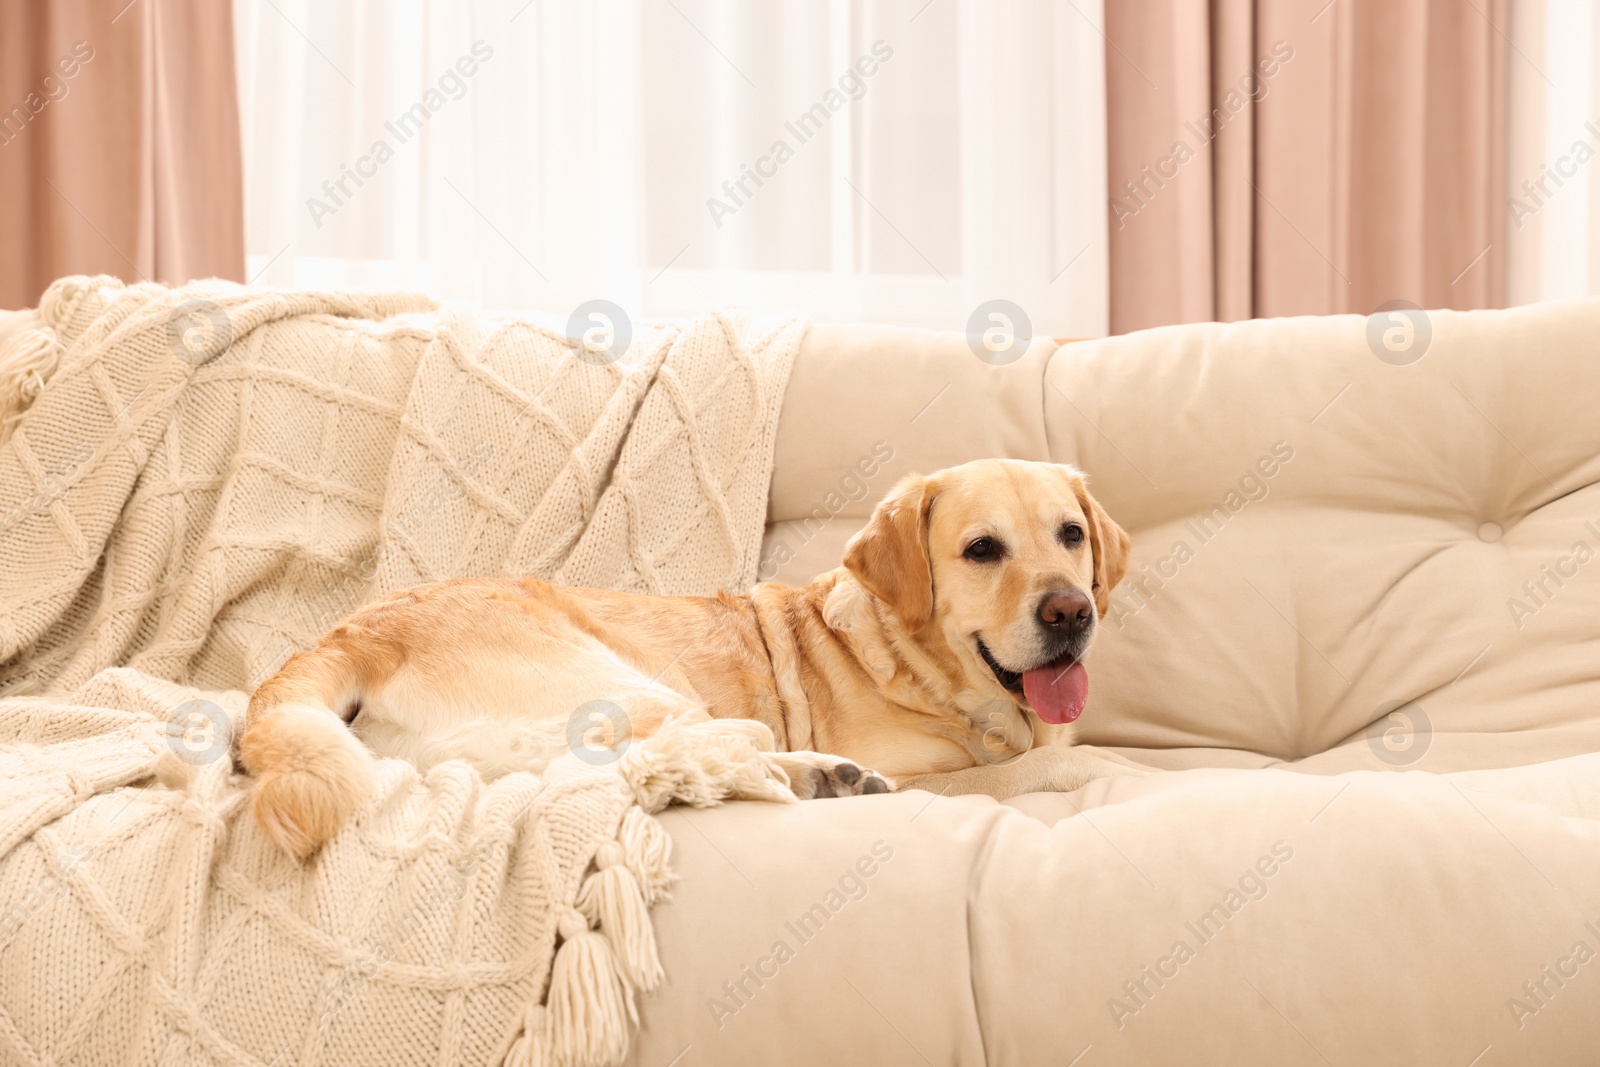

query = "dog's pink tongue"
1023;660;1089;724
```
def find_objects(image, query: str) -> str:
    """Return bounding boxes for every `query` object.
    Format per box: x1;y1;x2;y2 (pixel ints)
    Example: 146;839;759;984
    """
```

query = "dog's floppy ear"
1072;473;1130;615
843;473;937;632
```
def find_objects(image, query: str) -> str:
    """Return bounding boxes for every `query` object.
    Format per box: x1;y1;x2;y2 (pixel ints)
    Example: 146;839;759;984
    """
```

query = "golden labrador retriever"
240;458;1144;858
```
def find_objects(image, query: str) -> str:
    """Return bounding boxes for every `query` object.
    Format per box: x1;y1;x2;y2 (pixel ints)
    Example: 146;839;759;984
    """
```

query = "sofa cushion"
625;758;1600;1066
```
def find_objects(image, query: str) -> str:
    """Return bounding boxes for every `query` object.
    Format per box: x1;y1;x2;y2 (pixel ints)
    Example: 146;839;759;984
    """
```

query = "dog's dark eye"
1059;522;1085;547
963;537;1001;562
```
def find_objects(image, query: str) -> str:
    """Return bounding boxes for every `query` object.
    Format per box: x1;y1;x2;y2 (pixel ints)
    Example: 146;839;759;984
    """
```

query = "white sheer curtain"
1506;0;1600;304
233;0;1108;336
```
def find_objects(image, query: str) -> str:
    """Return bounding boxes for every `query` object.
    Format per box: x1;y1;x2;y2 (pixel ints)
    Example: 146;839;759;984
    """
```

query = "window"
235;0;1109;336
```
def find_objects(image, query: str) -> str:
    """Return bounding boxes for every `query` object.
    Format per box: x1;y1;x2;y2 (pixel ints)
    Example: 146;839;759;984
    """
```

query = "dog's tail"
240;645;377;860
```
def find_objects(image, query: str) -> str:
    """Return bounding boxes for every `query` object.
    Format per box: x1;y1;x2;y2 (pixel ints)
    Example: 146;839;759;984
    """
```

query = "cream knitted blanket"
0;276;804;1066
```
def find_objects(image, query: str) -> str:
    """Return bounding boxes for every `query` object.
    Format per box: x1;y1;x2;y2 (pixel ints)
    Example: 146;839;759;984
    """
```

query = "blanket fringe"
503;903;634;1067
547;907;632;1067
616;806;673;901
577;846;660;996
503;1005;552;1067
0;321;61;442
617;717;797;812
507;803;676;1067
0;275;113;441
511;720;797;1066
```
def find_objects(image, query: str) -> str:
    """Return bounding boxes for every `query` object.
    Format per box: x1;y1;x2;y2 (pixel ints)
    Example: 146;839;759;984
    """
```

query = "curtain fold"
1105;0;1508;334
0;0;245;310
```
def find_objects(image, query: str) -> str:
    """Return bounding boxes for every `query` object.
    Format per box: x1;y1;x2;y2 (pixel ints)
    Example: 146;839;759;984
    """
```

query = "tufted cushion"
765;305;1600;772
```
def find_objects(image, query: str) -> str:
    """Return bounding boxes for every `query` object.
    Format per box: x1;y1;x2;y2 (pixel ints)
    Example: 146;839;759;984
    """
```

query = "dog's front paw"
769;751;894;798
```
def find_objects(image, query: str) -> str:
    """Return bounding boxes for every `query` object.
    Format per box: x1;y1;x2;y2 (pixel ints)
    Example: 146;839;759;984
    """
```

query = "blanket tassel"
577;842;662;996
546;906;632;1067
615;806;673;903
509;809;673;1067
503;1003;552;1067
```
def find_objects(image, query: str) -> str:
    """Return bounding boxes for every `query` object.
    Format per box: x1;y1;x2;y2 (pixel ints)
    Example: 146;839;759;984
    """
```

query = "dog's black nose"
1038;590;1093;636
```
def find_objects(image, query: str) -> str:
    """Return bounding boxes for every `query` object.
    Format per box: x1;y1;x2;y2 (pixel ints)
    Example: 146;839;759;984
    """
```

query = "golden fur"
240;458;1144;858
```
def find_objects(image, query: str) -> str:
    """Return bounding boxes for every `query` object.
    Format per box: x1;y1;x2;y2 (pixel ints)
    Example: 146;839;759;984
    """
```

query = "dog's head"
842;459;1129;725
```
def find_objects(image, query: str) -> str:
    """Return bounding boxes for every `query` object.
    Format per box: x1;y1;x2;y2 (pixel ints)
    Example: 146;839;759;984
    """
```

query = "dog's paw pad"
779;753;894;799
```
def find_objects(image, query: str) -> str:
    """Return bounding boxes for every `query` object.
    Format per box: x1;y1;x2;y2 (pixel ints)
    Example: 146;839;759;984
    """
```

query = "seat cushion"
625;757;1600;1066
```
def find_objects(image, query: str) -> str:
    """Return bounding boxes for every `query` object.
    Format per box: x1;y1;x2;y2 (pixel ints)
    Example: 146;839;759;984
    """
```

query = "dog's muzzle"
977;638;1024;692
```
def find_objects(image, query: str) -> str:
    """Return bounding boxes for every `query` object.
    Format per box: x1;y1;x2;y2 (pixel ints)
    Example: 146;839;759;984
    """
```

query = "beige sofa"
626;307;1600;1064
3;282;1596;1066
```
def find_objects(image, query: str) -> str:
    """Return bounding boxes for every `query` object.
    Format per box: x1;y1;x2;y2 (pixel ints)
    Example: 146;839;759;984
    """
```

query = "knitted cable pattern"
0;277;803;1066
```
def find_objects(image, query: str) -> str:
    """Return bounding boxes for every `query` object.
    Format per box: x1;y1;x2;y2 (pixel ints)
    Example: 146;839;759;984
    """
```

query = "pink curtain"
1104;0;1508;334
0;0;245;309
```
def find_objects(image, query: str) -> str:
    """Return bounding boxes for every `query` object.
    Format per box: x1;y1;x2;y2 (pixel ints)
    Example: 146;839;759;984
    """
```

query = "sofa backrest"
763;306;1600;770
